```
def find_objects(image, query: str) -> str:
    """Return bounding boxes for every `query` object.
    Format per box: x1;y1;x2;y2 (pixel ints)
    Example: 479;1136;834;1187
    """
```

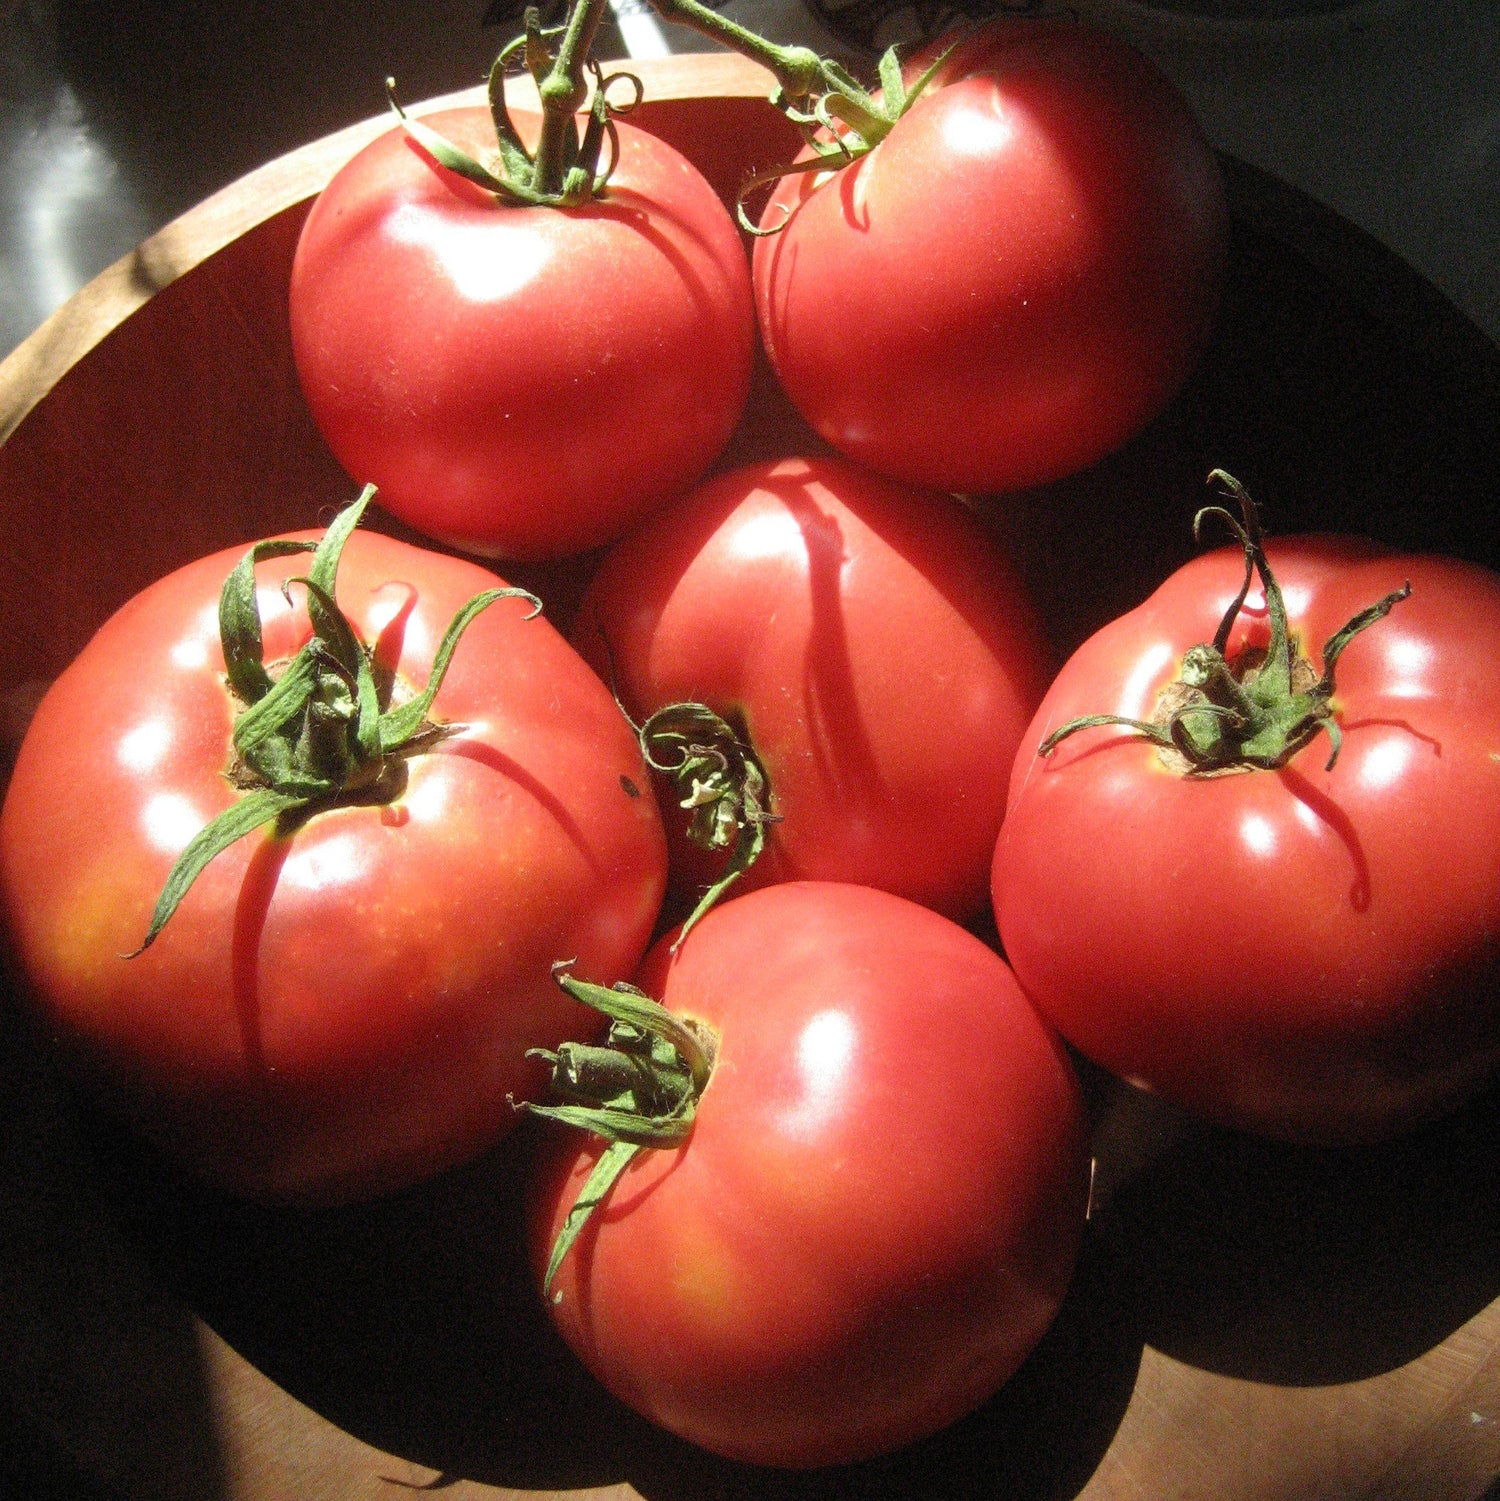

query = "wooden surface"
3;50;1500;1501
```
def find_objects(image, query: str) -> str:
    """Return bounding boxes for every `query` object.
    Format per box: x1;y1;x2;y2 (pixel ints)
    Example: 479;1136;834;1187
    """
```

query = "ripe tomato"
528;881;1089;1468
0;520;666;1203
289;107;754;561
994;521;1500;1142
572;455;1053;925
753;18;1227;495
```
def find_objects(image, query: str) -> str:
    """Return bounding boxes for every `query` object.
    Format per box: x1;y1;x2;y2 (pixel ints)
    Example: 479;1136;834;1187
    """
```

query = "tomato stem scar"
517;959;719;1297
1038;471;1411;775
128;486;540;955
632;700;779;948
384;7;644;209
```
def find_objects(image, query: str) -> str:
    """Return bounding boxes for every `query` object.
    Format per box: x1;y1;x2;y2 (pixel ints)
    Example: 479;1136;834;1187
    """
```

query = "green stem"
1039;473;1410;776
643;0;825;100
531;0;611;197
638;0;944;157
631;700;777;946
130;489;541;954
518;961;718;1298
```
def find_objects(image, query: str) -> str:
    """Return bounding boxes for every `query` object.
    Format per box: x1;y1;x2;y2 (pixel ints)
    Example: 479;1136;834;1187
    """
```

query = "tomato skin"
752;19;1227;495
0;530;667;1203
994;539;1500;1142
289;108;754;561
529;882;1089;1467
572;456;1053;922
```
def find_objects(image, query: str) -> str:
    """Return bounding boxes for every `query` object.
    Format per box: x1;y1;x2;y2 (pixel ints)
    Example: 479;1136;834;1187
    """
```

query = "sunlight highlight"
281;831;368;892
1239;812;1277;858
1359;736;1412;793
142;793;204;855
117;719;172;774
386;202;552;304
779;1008;858;1139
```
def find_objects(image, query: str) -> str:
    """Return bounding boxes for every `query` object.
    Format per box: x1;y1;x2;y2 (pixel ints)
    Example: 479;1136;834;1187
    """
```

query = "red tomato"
994;536;1500;1142
289;108;754;560
573;455;1053;923
753;18;1227;495
529;881;1089;1467
0;526;666;1203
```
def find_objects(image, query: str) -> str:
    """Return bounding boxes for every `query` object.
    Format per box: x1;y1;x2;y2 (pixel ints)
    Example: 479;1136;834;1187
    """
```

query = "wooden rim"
0;53;777;449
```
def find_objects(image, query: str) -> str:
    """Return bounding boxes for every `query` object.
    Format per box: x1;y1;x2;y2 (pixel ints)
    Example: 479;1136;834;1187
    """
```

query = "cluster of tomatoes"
4;11;1500;1475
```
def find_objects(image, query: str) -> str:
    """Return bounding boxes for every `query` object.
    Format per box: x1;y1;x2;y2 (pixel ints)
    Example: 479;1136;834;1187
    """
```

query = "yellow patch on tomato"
666;1214;745;1333
38;854;151;1006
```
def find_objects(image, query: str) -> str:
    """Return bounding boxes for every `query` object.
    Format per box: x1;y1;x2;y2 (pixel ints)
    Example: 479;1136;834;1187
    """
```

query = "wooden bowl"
4;51;1500;1501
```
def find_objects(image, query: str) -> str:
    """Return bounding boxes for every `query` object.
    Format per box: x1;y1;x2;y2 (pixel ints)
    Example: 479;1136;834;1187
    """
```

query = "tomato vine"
396;0;949;215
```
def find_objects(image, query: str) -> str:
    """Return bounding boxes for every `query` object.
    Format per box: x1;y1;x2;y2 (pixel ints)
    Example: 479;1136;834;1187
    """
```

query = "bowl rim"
0;52;778;450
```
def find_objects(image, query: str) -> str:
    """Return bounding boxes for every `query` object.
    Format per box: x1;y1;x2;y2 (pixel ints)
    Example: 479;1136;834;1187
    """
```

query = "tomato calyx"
401;0;948;220
636;0;926;181
519;959;718;1298
736;41;956;234
130;487;541;955
630;701;777;945
387;4;644;207
1040;472;1411;775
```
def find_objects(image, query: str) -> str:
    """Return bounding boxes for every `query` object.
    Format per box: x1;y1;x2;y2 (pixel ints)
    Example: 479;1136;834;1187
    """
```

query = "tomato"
752;18;1227;495
289;107;754;561
572;455;1053;925
994;508;1500;1142
528;881;1089;1467
0;515;666;1204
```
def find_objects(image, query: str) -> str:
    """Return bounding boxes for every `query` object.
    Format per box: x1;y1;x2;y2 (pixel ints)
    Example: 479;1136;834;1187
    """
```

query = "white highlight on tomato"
1226;583;1310;625
788;1008;858;1128
1359;735;1413;793
170;638;210;670
1294;797;1324;834
171;607;219;670
1119;639;1176;719
117;718;172;774
259;583;297;618
1378;633;1434;697
385;202;552;304
940;89;1018;161
1239;812;1277;858
364;583;432;671
281;831;367;892
403;769;450;826
366;580;423;639
142;792;204;855
722;504;806;566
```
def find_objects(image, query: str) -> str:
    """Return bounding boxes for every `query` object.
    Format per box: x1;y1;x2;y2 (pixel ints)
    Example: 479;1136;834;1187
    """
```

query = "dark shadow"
1275;762;1371;911
88;1098;1143;1500
836;155;871;233
973;184;1500;663
51;2;502;241
1339;714;1445;757
1093;1077;1500;1387
85;1107;724;1493
230;829;293;1078
0;995;227;1500
777;475;888;813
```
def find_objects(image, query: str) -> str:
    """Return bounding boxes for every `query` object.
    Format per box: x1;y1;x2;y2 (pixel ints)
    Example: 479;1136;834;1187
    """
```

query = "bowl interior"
3;53;1500;1501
